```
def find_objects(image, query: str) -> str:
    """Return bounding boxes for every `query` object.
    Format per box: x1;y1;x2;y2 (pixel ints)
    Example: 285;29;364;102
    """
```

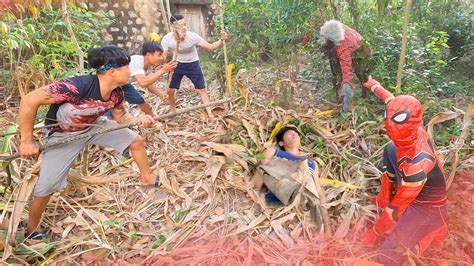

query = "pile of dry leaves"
0;74;472;265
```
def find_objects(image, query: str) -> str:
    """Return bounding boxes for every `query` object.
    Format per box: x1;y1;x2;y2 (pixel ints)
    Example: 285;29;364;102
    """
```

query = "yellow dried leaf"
315;109;336;117
319;178;359;189
28;5;38;19
149;32;161;42
268;122;282;143
0;22;9;34
226;64;235;94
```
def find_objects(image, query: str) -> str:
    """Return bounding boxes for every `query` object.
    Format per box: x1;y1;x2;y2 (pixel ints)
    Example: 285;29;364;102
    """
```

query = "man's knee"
130;136;145;149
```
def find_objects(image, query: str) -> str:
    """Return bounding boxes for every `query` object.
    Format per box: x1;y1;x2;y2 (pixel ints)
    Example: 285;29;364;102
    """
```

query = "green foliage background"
221;0;473;95
0;2;110;85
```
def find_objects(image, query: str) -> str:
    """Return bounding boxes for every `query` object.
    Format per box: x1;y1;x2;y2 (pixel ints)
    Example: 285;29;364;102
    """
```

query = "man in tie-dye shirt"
19;45;159;240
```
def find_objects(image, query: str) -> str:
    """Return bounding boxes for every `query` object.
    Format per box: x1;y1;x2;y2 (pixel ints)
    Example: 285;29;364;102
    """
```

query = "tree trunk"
395;0;413;93
335;0;342;20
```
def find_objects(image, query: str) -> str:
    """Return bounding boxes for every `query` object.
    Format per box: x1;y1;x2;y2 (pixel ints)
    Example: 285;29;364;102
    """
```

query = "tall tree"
395;0;413;92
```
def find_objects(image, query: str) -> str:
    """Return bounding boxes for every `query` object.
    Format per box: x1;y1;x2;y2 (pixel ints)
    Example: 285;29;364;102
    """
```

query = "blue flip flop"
26;230;47;240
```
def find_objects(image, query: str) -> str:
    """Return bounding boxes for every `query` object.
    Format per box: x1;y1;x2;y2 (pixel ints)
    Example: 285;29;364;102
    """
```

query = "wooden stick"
0;98;234;162
61;0;84;75
447;102;473;188
165;0;172;24
395;0;413;93
313;165;332;237
219;0;231;97
168;10;183;82
159;0;170;32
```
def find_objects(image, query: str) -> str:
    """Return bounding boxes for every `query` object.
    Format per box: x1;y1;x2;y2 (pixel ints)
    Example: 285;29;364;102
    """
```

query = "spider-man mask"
384;95;423;147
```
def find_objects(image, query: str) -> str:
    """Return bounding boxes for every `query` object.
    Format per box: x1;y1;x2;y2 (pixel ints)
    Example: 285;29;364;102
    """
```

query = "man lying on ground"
253;126;318;205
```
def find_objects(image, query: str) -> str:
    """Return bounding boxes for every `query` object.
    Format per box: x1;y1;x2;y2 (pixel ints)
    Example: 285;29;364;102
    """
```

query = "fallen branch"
446;102;473;188
313;166;332;237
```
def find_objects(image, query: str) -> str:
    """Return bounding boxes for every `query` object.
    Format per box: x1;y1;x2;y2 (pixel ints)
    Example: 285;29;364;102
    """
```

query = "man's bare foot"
141;175;158;186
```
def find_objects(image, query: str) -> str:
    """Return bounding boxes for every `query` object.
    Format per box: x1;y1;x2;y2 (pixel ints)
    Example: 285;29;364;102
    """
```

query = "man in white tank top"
161;14;228;119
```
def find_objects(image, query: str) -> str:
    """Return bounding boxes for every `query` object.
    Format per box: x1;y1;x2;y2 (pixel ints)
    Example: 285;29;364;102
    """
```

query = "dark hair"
170;14;184;23
142;41;163;55
87;45;130;73
275;126;300;150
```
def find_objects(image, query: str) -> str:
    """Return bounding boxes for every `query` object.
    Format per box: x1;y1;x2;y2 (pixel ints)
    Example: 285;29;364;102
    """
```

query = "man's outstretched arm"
134;61;177;88
19;86;56;157
199;31;228;51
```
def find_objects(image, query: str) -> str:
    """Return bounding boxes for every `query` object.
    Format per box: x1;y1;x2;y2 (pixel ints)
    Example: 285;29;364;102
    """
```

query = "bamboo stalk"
159;0;170;33
170;8;181;81
61;0;84;75
219;0;231;97
165;0;172;24
0;98;234;162
313;166;332;237
395;0;413;93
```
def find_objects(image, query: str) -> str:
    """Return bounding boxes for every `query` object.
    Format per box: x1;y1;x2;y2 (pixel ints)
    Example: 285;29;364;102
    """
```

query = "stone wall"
86;0;217;54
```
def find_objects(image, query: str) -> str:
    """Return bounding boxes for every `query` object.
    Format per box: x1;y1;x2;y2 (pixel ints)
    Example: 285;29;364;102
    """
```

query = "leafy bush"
222;0;317;68
441;11;474;57
0;3;110;88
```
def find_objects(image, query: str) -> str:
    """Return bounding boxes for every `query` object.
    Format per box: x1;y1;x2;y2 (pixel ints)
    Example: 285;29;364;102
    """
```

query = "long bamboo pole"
159;0;170;33
395;0;413;93
219;0;231;97
165;0;172;23
0;98;233;162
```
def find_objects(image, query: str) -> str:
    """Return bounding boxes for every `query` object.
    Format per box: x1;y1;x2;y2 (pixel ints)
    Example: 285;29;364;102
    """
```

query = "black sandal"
142;176;160;189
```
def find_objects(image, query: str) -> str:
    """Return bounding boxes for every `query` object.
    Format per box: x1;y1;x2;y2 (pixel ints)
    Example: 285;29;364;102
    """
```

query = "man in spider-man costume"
318;20;372;113
362;76;448;264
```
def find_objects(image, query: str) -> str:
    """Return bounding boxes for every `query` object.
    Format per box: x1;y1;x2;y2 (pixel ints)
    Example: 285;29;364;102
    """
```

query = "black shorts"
169;61;205;89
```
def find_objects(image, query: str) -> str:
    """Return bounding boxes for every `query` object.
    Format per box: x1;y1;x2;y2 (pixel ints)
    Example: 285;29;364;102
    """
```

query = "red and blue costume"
362;77;448;264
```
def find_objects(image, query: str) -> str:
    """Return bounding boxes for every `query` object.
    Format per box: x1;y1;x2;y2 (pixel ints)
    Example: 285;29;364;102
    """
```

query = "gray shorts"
33;117;138;197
